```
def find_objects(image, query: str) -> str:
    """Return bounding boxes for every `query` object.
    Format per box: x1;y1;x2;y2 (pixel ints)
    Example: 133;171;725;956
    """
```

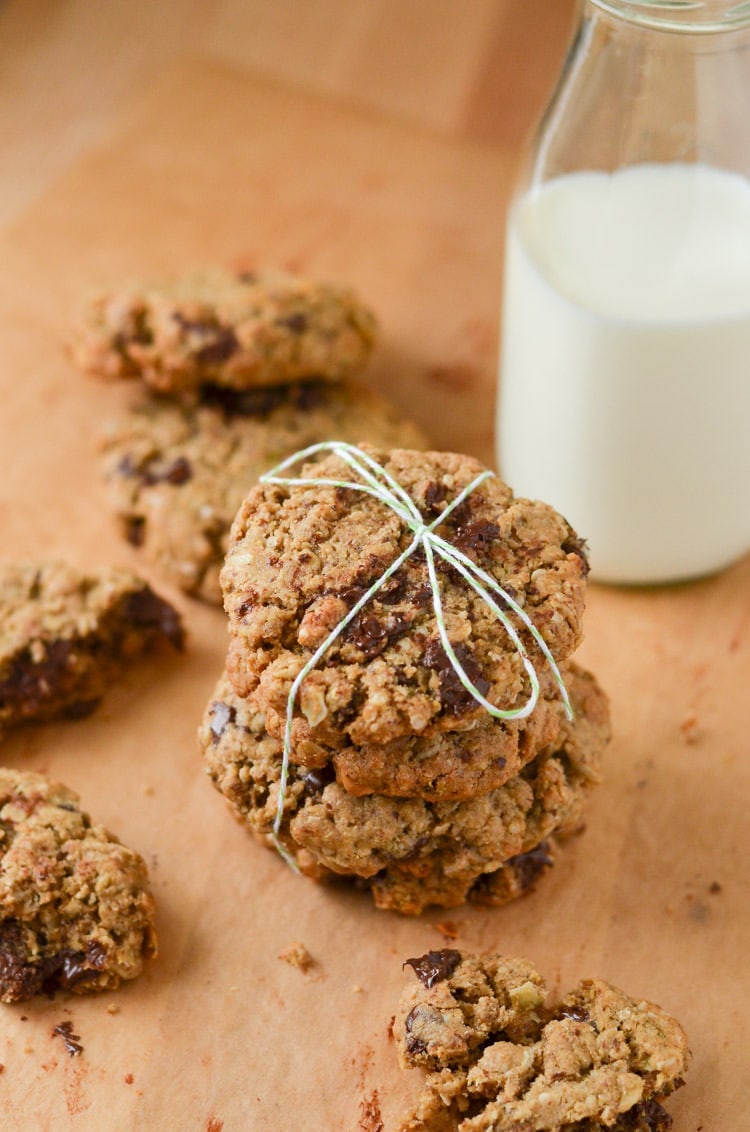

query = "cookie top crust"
0;769;157;1002
394;950;689;1131
101;381;428;603
0;560;184;733
70;268;377;395
221;446;589;746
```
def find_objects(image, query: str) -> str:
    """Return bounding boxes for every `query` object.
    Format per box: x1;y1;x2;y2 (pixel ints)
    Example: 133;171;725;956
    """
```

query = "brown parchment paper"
0;59;747;1131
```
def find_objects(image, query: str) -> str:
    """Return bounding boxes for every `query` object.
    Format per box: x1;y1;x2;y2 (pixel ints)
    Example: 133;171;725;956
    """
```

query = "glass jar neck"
587;0;750;33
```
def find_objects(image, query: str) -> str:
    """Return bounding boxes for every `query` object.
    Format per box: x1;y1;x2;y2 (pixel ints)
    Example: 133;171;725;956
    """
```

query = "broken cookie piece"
0;561;184;735
394;950;688;1131
0;769;157;1003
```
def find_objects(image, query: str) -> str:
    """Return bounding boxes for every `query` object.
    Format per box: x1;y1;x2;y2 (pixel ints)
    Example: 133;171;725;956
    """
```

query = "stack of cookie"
70;268;427;602
200;444;610;913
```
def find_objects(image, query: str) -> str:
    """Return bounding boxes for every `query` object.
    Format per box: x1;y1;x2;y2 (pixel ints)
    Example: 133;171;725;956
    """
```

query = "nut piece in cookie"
221;446;589;748
70;268;377;395
0;769;157;1003
100;381;428;604
0;561;184;735
394;950;689;1131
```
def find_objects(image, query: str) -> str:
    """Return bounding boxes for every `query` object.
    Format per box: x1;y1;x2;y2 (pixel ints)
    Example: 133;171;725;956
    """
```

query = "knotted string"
258;441;573;870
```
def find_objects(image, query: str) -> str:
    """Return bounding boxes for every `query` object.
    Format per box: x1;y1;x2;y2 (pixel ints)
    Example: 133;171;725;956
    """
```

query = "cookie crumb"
708;881;722;894
107;1004;121;1015
435;920;459;940
277;941;314;972
679;713;702;744
352;984;364;993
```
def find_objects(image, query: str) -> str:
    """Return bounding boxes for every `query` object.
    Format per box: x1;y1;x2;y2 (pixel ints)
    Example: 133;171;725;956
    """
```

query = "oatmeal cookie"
102;383;427;603
0;769;157;1002
222;445;589;746
70;268;377;395
394;950;689;1131
200;664;607;913
0;561;183;735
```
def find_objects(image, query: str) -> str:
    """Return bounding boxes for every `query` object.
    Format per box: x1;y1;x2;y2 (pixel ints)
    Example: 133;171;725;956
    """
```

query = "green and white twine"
258;441;573;870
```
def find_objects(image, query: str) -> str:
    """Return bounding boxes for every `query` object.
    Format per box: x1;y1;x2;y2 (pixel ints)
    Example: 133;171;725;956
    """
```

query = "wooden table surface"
0;2;747;1129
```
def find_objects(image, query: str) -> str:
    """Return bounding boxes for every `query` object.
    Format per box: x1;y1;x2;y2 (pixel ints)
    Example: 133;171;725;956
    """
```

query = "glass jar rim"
588;0;750;32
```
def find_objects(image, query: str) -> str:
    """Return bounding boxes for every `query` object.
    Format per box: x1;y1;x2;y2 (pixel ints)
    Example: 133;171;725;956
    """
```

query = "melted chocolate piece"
346;612;410;660
452;520;500;554
124;516;146;547
403;1006;428;1056
52;1020;83;1057
117;453;192;487
0;921;42;1003
277;311;308;333
507;842;554;892
120;587;185;651
0;925;107;1004
403;948;462;989
209;701;236;745
423;640;490;715
302;765;336;795
0;640;76;712
613;1098;674;1132
561;534;590;576
172;313;239;366
422;481;447;515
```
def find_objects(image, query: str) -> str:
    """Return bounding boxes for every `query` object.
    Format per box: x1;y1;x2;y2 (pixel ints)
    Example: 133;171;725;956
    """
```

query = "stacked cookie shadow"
199;444;611;914
70;267;426;603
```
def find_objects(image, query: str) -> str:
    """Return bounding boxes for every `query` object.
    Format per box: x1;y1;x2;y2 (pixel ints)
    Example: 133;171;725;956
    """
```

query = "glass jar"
496;0;750;584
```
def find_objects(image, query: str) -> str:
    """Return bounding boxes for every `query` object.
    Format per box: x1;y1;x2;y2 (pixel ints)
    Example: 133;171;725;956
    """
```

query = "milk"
497;163;750;584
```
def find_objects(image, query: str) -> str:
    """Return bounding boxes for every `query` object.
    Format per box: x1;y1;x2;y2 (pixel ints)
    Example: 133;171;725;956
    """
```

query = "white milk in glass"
497;162;750;584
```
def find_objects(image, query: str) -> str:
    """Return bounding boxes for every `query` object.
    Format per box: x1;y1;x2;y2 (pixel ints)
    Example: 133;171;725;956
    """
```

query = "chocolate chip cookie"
0;561;184;735
394;949;689;1131
200;663;608;913
71;268;377;395
102;383;427;603
0;769;157;1002
221;445;589;746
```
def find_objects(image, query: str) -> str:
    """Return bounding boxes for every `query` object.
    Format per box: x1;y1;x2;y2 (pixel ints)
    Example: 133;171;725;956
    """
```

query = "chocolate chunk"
452;520;500;554
403;948;462;989
0;921;42;1003
422;482;447;515
561;534;590;576
52;1020;83;1057
117;453;193;487
423;640;490;715
124;517;146;547
120;587;185;651
0;640;76;712
506;842;554;892
209;701;236;745
346;612;410;660
172;314;239;366
277;312;308;333
302;765;336;795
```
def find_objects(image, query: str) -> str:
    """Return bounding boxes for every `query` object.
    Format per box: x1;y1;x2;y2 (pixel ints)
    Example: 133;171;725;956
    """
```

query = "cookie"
394;950;689;1131
102;382;428;603
0;769;157;1002
200;664;608;913
71;268;377;395
222;445;589;746
0;561;184;735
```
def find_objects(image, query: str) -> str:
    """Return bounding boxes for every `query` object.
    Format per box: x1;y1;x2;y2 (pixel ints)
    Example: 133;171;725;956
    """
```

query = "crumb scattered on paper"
278;941;314;972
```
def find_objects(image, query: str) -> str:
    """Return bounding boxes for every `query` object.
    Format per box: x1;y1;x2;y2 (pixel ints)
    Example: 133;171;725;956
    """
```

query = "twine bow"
258;441;573;870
